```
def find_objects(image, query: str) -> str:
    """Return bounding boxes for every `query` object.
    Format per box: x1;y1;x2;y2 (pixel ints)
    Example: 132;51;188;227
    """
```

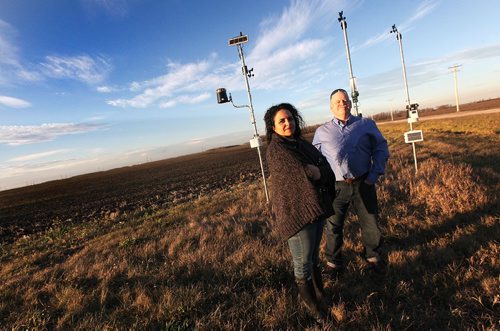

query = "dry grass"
373;97;500;121
1;113;499;330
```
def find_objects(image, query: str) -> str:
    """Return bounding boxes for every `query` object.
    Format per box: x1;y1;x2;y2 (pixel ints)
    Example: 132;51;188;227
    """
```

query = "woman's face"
273;109;295;137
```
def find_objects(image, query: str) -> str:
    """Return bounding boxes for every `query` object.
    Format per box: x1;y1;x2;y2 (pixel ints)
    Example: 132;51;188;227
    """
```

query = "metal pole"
392;25;418;173
396;31;412;115
338;12;361;117
236;44;270;203
449;64;461;112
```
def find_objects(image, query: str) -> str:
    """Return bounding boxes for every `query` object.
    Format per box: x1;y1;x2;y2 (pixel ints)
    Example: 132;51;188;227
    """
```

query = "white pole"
338;12;361;117
237;44;270;203
449;65;461;112
396;32;412;113
392;25;418;173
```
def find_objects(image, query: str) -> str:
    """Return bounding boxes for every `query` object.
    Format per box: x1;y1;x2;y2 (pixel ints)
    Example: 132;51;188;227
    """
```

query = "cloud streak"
159;92;211;109
8;149;72;162
107;59;213;108
40;55;112;84
361;42;500;99
354;0;440;51
0;122;106;146
0;95;31;108
0;19;42;85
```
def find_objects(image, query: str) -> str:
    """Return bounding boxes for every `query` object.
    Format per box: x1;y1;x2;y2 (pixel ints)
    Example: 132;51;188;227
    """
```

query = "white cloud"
3;157;100;175
159;92;211;108
1;20;112;86
244;0;353;91
406;0;440;27
355;0;440;51
251;0;314;59
0;122;105;146
0;19;19;67
8;149;72;162
40;55;112;84
104;1;350;110
107;60;212;108
0;19;42;85
96;85;115;93
250;39;325;90
360;42;500;99
0;95;31;108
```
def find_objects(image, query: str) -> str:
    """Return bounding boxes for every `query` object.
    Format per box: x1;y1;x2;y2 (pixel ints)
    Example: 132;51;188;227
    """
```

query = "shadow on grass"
328;199;499;329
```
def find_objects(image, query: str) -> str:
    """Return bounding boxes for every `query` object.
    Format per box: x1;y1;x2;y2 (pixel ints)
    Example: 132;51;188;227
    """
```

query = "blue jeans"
325;180;382;265
287;220;325;279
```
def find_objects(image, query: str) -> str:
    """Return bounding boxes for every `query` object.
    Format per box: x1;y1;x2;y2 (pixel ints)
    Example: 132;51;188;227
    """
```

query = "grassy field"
0;113;499;330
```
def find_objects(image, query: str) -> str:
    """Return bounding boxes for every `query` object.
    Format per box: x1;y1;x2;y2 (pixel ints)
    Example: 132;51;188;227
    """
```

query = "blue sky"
1;0;500;190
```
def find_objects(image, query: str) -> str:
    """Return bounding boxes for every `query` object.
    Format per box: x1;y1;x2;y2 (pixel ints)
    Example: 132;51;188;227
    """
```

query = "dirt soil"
0;145;265;243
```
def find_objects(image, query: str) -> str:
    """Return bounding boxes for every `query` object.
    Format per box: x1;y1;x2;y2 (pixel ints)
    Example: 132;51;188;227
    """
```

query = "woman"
264;103;335;322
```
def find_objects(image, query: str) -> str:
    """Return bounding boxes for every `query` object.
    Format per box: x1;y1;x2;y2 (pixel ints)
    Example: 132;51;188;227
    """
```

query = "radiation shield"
249;137;263;148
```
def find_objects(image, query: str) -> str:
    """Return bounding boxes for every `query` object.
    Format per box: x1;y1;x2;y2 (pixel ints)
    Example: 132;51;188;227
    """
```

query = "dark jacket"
266;133;335;240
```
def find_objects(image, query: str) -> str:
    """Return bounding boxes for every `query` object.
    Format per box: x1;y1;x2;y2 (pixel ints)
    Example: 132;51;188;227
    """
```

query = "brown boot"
311;265;325;303
295;277;326;322
311;264;331;311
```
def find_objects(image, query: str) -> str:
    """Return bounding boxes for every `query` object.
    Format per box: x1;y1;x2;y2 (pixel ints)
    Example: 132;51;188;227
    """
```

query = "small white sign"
250;137;263;148
404;130;424;143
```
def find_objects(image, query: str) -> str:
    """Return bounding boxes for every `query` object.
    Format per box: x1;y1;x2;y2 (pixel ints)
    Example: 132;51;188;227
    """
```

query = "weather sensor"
391;24;423;173
406;103;419;123
216;32;269;203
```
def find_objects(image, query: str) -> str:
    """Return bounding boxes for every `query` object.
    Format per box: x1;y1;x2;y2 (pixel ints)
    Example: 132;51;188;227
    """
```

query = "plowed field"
0;144;265;243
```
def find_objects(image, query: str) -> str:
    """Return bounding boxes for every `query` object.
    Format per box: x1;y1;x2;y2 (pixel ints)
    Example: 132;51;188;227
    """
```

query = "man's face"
330;91;351;121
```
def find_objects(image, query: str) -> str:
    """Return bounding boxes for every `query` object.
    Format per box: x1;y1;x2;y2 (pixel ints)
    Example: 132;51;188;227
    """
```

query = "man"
313;88;389;274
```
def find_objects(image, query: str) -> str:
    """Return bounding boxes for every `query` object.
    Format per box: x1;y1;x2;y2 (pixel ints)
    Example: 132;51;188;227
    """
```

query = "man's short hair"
330;88;348;100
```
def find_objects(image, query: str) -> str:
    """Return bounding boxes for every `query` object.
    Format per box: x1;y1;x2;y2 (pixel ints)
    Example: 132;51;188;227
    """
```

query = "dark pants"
325;179;382;265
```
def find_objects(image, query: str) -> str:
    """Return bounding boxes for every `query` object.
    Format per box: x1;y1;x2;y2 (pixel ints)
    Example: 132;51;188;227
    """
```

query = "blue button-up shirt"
312;115;389;184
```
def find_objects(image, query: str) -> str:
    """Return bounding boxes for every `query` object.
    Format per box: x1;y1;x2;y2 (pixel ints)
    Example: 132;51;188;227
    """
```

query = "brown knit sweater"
266;133;334;240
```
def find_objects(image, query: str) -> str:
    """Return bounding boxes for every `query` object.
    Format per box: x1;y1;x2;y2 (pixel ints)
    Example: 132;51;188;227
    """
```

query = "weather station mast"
338;11;361;117
216;33;269;203
390;24;423;173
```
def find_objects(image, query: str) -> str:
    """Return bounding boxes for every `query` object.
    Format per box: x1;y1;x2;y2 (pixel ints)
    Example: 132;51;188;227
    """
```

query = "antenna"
448;64;462;112
216;33;269;203
338;11;361;117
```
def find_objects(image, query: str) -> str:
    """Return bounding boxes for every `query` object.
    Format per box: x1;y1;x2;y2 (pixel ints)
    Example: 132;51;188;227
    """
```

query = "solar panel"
228;35;248;46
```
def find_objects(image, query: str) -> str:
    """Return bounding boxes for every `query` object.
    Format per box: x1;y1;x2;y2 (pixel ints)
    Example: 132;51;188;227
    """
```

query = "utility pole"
449;64;462;112
338;11;361;117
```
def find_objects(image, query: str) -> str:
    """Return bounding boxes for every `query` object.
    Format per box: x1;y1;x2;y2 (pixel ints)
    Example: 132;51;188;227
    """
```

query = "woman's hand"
305;164;321;181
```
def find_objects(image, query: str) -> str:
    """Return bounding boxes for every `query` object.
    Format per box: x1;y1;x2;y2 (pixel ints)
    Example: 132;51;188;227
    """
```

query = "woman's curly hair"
263;103;305;143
